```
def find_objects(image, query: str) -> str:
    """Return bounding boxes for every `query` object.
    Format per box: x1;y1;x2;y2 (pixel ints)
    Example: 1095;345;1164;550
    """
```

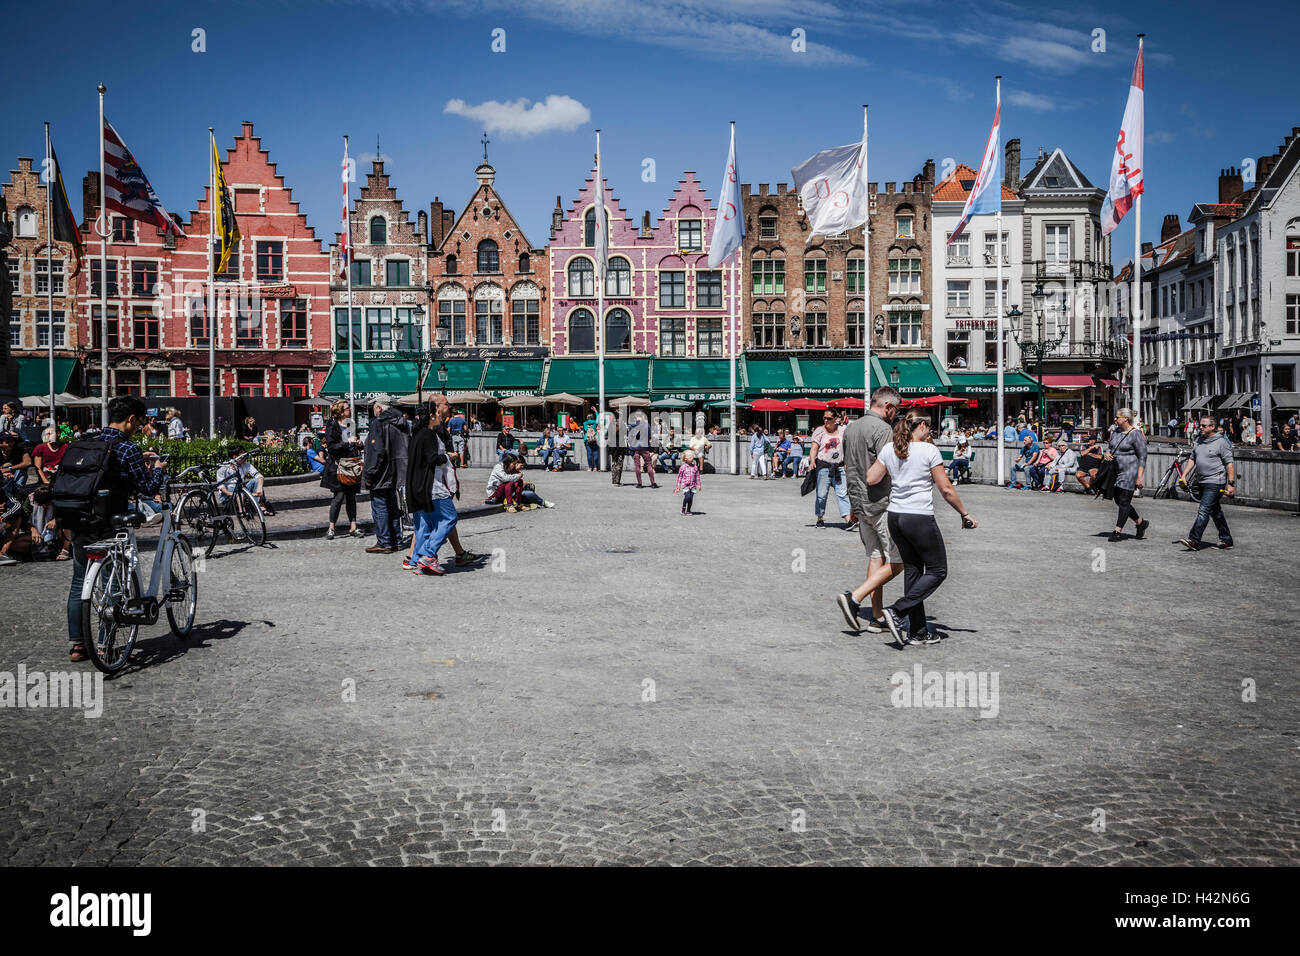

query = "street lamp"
1012;282;1067;427
889;365;901;388
437;362;448;394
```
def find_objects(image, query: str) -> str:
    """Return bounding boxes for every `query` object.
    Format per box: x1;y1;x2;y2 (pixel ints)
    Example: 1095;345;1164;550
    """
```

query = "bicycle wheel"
175;489;217;558
232;488;267;547
1152;468;1174;499
166;535;198;638
82;552;140;675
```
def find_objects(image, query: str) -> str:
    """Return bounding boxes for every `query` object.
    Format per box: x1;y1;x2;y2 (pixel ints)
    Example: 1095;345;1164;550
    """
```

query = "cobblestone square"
2;473;1297;865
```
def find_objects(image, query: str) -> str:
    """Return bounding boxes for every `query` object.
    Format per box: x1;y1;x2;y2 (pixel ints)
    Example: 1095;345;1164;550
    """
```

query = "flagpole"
44;122;56;422
1131;35;1144;424
97;85;108;427
728;121;739;475
344;135;356;427
208;129;217;437
994;77;1006;484
862;105;871;404
595;130;607;471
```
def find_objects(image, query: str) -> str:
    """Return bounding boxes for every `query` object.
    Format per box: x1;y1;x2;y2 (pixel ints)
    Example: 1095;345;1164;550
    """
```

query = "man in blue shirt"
1009;435;1040;489
1002;418;1018;443
67;395;167;663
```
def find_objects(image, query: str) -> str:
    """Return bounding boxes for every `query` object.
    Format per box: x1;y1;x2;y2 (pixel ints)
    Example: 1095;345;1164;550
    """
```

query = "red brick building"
77;121;332;400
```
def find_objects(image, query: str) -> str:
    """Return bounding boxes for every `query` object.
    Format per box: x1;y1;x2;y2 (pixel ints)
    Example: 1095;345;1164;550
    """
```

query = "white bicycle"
80;477;198;675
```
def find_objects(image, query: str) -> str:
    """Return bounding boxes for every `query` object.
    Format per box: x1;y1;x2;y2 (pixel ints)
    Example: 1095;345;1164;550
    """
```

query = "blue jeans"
814;465;851;519
784;456;802;477
66;536;90;645
2;470;27;501
658;451;678;472
1188;483;1233;546
370;489;401;548
412;498;458;562
586;442;599;469
948;457;969;481
1028;465;1046;488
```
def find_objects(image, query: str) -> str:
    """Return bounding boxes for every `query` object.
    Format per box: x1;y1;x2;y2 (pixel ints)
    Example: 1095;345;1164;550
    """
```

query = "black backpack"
51;438;126;534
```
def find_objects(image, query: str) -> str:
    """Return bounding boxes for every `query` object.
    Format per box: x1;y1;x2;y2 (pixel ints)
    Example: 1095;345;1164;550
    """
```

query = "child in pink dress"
674;450;702;515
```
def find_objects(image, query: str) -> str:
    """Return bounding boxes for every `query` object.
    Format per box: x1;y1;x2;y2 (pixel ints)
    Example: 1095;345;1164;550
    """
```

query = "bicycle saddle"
110;512;146;529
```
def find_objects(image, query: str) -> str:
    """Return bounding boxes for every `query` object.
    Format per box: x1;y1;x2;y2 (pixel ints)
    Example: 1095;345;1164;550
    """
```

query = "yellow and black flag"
48;137;85;276
211;135;240;275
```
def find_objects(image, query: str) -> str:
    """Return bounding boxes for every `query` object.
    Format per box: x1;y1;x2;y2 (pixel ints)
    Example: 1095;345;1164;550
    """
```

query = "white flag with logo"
594;131;608;283
708;125;745;267
1101;46;1145;236
791;116;869;241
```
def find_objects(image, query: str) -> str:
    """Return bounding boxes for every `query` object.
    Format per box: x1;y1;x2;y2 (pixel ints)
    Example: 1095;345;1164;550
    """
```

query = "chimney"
82;173;100;227
1141;241;1154;256
429;198;445;247
1005;138;1021;190
922;158;935;184
1257;153;1276;184
1160;214;1181;243
641;210;651;238
241;121;254;139
1218;167;1244;205
416;209;428;246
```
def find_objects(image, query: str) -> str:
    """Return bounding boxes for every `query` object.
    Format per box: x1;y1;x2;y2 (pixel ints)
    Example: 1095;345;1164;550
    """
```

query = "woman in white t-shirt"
866;413;977;646
809;411;853;528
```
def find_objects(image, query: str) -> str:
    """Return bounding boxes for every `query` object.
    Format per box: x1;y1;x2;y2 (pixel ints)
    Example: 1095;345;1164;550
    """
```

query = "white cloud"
1149;130;1176;144
1000;34;1094;73
357;151;393;166
1007;91;1055;111
444;95;591;139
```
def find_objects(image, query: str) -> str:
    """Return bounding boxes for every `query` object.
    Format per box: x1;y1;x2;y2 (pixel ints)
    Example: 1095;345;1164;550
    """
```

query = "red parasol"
749;398;793;411
827;397;866;409
788;398;830;410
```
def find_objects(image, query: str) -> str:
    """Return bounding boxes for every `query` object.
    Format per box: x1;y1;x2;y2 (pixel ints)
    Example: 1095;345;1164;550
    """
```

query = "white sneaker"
0;554;19;566
543;500;556;509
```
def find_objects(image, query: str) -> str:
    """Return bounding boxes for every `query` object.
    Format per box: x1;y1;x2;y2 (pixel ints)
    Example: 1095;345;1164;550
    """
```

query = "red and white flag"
1101;47;1144;236
102;119;184;236
339;138;352;280
791;111;870;241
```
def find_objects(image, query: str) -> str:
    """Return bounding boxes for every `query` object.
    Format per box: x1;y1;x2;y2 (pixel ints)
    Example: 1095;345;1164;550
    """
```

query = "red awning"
1040;374;1096;389
1098;378;1122;388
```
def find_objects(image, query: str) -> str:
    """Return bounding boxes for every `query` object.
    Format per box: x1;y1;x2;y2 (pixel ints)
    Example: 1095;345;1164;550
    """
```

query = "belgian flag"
212;135;240;276
48;139;84;276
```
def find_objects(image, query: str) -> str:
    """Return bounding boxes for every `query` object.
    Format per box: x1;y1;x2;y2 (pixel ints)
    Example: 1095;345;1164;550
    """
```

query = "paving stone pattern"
1;473;1297;865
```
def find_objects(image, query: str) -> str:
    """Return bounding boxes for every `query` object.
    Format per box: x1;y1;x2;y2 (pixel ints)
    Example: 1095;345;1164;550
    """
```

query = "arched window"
445;254;458;275
568;258;594;297
569;309;595;353
518;252;531;274
15;206;37;238
605;309;631;353
607;256;631;296
370;216;387;244
584;206;608;248
477;239;499;273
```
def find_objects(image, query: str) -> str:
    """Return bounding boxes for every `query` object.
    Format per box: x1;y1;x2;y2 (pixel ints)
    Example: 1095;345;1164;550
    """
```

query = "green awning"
742;357;800;397
796;358;872;396
481;359;543;397
651;358;734;402
869;354;952;395
946;370;1039;395
422;360;485;391
320;359;420;397
17;357;77;395
544;358;650;396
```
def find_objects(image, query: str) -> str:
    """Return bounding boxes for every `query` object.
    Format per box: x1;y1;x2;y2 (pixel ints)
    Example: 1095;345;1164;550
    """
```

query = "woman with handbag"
322;399;364;540
809;411;853;528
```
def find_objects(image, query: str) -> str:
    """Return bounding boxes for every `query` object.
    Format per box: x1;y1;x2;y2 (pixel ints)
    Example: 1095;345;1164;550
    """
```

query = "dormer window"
369;216;387;244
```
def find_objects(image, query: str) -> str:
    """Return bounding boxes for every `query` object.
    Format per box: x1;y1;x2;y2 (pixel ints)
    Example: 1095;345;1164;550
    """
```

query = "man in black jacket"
362;394;409;553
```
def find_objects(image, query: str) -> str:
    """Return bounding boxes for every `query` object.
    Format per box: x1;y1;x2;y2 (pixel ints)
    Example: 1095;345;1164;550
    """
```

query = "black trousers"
330;486;358;525
887;512;948;636
1114;487;1141;529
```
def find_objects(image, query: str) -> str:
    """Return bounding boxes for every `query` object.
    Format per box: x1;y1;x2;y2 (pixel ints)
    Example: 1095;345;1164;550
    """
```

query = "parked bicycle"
172;460;267;557
80;477;198;675
1153;445;1198;500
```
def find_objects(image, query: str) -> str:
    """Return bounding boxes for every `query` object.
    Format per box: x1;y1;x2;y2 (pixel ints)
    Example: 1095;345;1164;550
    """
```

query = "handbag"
336;456;363;486
799;467;819;497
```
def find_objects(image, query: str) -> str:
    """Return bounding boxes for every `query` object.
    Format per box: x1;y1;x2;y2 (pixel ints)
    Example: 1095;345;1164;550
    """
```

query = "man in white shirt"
166;408;186;440
215;447;274;515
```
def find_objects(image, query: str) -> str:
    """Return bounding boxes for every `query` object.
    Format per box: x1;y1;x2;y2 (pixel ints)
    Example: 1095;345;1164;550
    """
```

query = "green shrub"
137;436;308;478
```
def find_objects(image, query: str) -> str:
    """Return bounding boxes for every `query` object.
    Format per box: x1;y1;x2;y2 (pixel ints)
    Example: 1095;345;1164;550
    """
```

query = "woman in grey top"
1105;408;1149;542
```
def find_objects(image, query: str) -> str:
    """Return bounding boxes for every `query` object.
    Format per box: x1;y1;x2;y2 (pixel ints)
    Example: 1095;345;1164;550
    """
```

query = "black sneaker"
1107;532;1123;542
907;630;940;646
865;617;886;634
1178;537;1200;551
836;591;862;632
881;608;904;645
1219;541;1234;550
1135;518;1149;540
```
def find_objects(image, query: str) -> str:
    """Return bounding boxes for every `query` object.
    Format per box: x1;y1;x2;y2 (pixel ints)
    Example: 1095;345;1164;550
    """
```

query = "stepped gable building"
76;121;333;400
547;169;736;359
740;160;935;356
428;159;545;351
2;157;82;398
329;159;429;356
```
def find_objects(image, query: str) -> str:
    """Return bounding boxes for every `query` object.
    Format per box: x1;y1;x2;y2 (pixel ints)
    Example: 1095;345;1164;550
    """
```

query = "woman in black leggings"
866;413;977;646
1105;408;1149;542
322;399;363;540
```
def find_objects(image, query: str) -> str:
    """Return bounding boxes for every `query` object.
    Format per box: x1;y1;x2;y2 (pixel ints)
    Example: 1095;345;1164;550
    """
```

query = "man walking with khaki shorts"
837;386;904;632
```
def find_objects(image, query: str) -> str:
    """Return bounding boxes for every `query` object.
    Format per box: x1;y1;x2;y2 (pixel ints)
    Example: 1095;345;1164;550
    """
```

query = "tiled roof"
932;163;1019;201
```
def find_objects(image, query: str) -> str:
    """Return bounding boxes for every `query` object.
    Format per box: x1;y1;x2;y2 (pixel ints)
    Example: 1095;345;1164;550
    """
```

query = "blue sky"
4;0;1298;265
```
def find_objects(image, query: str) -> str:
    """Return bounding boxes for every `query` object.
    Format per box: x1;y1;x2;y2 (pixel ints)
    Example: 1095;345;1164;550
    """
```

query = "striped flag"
1101;46;1145;235
949;102;1002;243
48;137;84;276
102;118;184;236
339;138;351;280
211;134;240;276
